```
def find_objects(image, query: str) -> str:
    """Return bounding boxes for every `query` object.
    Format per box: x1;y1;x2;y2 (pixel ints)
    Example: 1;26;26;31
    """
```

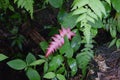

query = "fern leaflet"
14;0;34;18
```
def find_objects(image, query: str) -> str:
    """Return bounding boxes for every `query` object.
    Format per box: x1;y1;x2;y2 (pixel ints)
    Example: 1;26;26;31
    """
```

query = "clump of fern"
71;0;109;79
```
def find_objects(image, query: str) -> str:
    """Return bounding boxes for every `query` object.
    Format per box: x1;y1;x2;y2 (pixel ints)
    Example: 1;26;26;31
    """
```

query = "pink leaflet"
45;28;75;57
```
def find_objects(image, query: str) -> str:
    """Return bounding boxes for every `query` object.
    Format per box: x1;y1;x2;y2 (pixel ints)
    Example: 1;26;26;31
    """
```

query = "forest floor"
0;8;120;80
1;43;120;80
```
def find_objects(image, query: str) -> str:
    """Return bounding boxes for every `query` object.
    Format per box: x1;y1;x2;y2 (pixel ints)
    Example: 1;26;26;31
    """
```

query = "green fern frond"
105;0;111;5
76;49;94;77
0;0;14;11
14;0;34;18
72;1;107;78
72;0;106;23
72;0;107;44
72;0;89;10
76;52;93;68
83;24;91;44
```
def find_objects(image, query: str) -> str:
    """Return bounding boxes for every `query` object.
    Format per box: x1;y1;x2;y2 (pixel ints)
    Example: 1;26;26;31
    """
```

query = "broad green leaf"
109;38;117;48
112;0;120;12
30;59;45;66
116;39;120;49
39;41;48;53
56;66;65;74
60;37;74;58
26;53;36;64
105;0;111;5
7;59;26;70
44;62;48;73
61;13;78;29
26;68;41;80
110;26;116;38
57;74;66;80
57;9;67;24
102;1;111;16
0;54;8;61
67;58;77;76
116;13;120;33
48;55;64;71
65;48;74;58
71;29;81;52
48;0;63;8
59;37;70;54
44;72;55;79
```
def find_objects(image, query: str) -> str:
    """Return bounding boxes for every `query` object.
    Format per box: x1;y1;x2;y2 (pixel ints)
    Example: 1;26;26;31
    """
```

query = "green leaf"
110;26;116;38
48;55;64;71
56;66;65;74
71;29;81;52
72;7;87;15
105;0;111;5
44;72;55;79
60;37;74;58
44;62;48;73
89;0;105;19
89;19;103;28
57;9;67;24
56;74;66;80
39;41;48;53
109;38;117;48
112;0;120;12
87;10;98;20
48;0;63;8
7;59;26;70
102;1;111;16
61;13;78;29
30;59;45;66
0;54;8;61
72;0;89;10
116;13;120;33
0;0;12;11
26;68;41;80
67;58;77;76
8;5;14;11
116;39;120;49
26;53;36;64
65;48;74;58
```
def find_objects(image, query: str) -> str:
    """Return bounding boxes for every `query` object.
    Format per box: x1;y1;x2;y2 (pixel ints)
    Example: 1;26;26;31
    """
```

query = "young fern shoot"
45;28;75;57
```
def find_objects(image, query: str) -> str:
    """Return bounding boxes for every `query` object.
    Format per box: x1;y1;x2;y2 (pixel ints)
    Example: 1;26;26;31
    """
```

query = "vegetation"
0;0;120;80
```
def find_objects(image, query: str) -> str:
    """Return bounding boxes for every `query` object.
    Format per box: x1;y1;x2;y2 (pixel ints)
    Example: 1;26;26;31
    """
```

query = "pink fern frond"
45;28;75;57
